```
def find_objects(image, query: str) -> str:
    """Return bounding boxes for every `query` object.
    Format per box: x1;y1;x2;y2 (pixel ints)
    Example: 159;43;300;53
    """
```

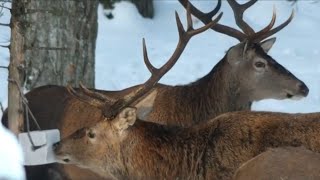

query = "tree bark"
8;0;25;135
23;0;98;89
7;0;98;179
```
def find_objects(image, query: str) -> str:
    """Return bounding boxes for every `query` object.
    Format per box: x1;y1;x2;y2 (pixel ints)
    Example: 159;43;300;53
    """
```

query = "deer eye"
87;131;96;139
255;62;265;68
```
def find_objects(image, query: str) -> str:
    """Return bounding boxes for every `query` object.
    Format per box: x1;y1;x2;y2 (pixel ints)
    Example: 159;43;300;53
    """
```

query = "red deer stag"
2;0;309;132
233;146;320;180
10;5;221;180
54;92;320;180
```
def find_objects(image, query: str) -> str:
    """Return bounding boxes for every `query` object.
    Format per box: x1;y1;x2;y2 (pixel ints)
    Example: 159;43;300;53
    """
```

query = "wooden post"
8;0;25;135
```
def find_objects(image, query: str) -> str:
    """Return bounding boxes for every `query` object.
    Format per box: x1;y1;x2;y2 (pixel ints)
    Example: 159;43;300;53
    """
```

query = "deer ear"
112;107;137;133
227;42;246;65
260;37;276;53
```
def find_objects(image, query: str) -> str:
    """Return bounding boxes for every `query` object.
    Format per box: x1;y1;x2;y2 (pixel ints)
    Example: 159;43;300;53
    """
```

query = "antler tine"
256;10;294;42
227;0;257;35
102;5;222;119
66;84;105;108
242;0;258;10
178;0;246;41
186;3;193;31
188;12;222;37
208;0;222;18
180;0;293;44
79;82;116;104
143;38;157;74
175;11;186;38
250;6;276;42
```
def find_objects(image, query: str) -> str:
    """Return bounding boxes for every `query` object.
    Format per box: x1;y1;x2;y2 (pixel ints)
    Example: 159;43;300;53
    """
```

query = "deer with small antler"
54;90;320;180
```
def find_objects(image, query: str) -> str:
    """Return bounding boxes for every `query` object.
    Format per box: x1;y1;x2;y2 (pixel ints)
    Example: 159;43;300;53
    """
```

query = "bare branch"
0;22;9;26
0;66;8;69
8;79;28;103
0;44;9;48
0;101;4;113
0;5;11;11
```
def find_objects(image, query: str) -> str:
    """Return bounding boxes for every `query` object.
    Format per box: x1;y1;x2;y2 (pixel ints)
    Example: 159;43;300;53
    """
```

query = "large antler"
179;0;294;43
67;4;222;119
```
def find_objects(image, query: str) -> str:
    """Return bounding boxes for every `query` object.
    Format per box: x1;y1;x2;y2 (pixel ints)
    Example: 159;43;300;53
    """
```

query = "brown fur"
1;40;309;179
54;110;320;180
233;146;320;180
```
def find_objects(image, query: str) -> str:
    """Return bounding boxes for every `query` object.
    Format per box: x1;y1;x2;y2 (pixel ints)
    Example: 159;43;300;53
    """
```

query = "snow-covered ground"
0;0;320;179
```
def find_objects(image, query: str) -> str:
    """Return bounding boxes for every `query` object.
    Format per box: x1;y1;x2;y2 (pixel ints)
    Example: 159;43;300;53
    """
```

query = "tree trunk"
23;0;98;89
8;0;25;136
8;0;98;179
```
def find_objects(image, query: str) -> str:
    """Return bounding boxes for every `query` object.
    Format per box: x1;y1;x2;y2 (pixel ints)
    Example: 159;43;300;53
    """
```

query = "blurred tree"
99;0;154;19
7;0;98;179
131;0;154;18
19;0;98;90
7;0;24;136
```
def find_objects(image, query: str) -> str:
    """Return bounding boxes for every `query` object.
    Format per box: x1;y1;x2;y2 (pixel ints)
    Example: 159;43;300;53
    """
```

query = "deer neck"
91;142;129;179
194;57;252;119
117;120;219;178
148;58;252;126
117;120;174;178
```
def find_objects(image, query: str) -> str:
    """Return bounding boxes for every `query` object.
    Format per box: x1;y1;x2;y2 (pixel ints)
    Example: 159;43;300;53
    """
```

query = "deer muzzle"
286;81;309;100
53;141;71;164
297;82;309;97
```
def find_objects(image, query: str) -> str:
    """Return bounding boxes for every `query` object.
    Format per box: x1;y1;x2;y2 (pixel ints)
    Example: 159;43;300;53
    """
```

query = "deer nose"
297;82;309;97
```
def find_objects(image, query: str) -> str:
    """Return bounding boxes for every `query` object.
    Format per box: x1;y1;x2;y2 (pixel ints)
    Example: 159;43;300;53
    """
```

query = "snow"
0;0;320;179
0;125;25;180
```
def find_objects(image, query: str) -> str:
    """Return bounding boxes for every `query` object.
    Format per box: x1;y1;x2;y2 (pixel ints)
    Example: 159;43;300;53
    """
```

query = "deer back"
234;146;320;180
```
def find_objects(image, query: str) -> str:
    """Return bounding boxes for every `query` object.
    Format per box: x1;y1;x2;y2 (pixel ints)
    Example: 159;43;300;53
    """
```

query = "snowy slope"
0;0;320;179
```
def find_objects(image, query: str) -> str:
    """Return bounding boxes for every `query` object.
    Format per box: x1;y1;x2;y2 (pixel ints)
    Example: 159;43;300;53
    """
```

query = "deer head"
179;0;309;100
54;107;137;174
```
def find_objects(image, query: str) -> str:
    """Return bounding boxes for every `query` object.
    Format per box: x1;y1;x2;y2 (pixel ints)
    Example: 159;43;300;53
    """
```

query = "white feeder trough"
18;129;60;166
